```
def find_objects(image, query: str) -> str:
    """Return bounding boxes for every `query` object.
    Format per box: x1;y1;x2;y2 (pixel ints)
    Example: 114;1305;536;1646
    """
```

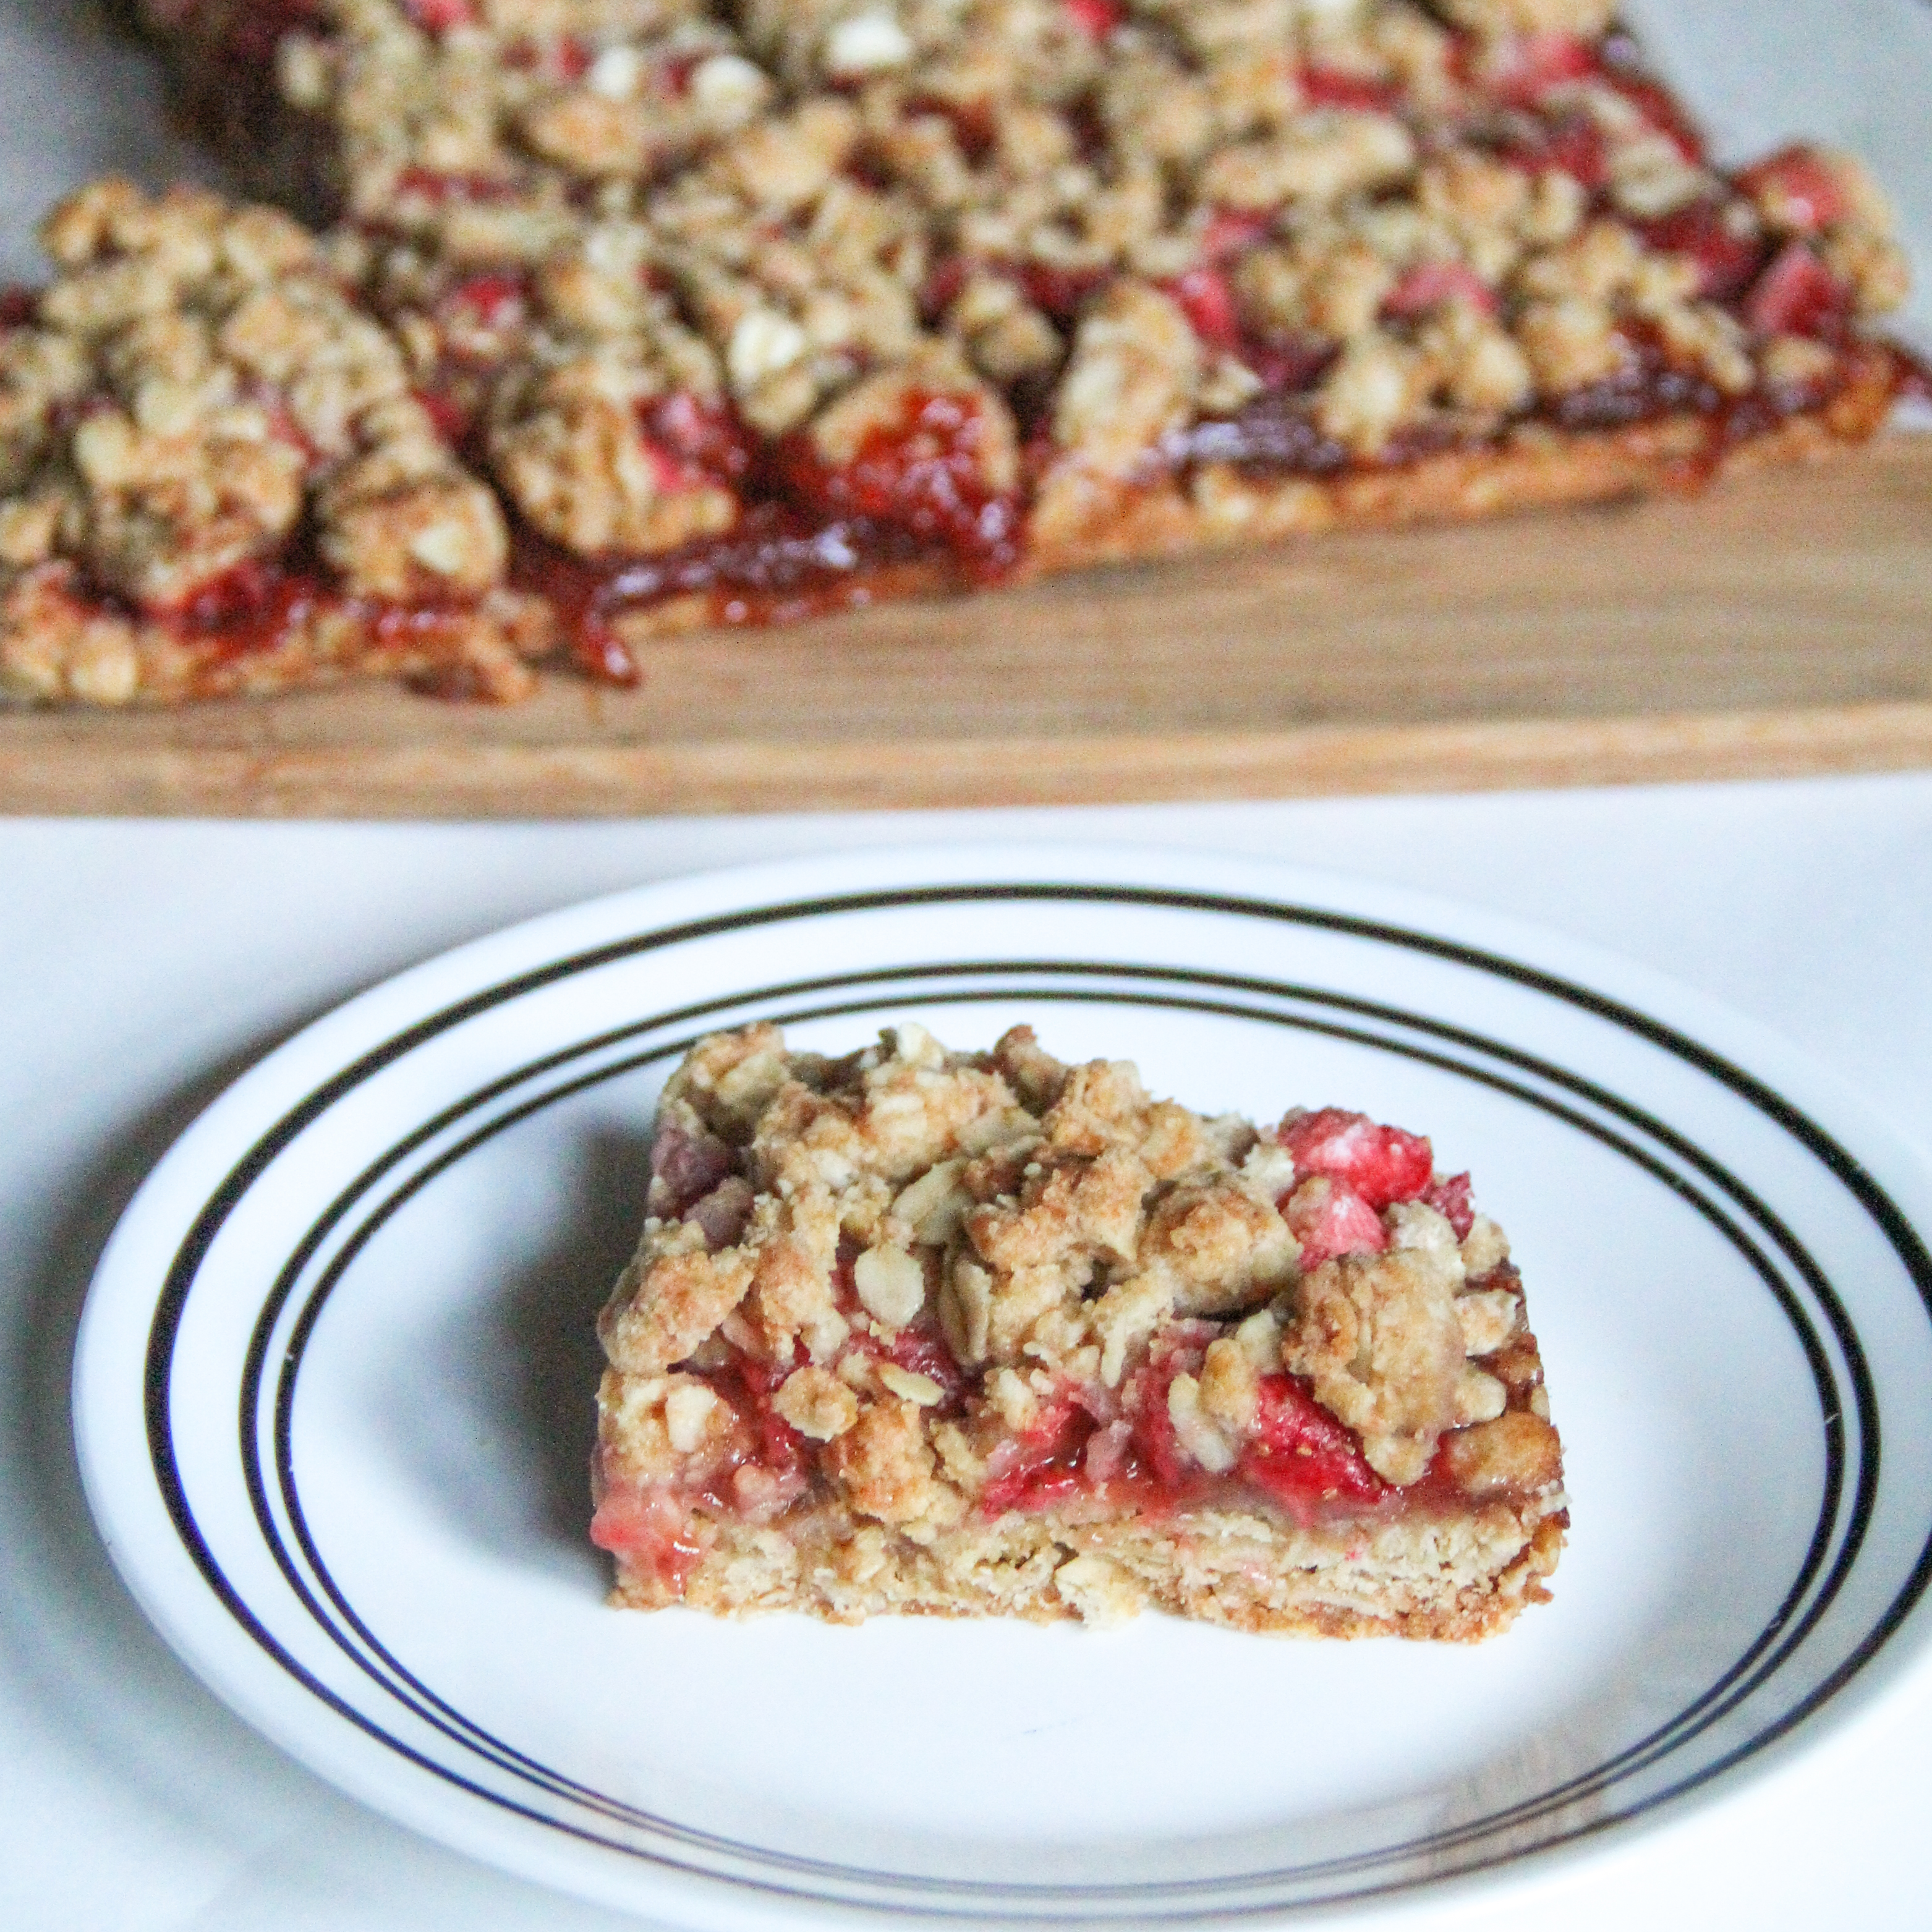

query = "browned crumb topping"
0;182;536;704
594;1021;1566;1617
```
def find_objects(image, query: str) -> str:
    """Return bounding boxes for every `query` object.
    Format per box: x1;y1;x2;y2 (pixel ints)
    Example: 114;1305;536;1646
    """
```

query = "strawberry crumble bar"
592;1023;1567;1636
0;182;549;704
3;0;1918;699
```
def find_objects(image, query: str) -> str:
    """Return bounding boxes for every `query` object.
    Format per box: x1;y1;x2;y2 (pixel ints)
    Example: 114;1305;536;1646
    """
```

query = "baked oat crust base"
612;1495;1569;1641
1026;346;1902;576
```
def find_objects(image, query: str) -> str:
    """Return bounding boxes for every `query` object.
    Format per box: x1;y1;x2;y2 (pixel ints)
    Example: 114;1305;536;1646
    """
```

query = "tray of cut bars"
0;0;1928;815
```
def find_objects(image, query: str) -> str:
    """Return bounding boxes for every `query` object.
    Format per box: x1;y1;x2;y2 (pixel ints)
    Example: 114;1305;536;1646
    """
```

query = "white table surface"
6;778;1932;1931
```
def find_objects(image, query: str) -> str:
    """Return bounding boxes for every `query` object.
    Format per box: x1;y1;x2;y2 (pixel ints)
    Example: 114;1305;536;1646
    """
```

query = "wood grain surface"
4;435;1928;819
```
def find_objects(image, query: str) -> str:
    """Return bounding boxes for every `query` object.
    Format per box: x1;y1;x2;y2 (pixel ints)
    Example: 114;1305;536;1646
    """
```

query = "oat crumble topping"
592;1021;1567;1633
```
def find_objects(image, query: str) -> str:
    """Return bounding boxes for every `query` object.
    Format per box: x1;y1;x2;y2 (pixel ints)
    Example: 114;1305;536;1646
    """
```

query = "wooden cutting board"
4;434;1928;818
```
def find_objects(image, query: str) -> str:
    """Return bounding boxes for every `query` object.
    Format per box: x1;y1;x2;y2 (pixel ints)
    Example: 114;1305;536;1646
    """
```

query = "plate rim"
70;839;1932;1927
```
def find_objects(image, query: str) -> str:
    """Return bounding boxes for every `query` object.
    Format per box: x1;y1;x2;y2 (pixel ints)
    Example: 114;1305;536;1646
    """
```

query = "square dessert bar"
0;182;548;704
593;1023;1567;1637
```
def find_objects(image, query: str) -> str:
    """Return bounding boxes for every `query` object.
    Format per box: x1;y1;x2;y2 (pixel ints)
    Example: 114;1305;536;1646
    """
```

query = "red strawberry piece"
1533;112;1610;189
415;386;472;445
166;563;323;660
908;93;997;164
1202;208;1273;263
644;392;755;481
506;34;592;81
750;1397;806;1481
444;271;527;329
1301;65;1399;111
661;51;705;96
1062;0;1123;40
588;1484;690;1561
1640;199;1766;302
1279;1106;1435;1208
573;621;643;688
1745;240;1853;341
1600;73;1704;164
1118;1329;1221;1491
1020;260;1104;321
396;168;519;205
1239;1374;1387;1513
1381;260;1497;320
779;387;1020;570
1481;31;1598;108
1283;1176;1388;1268
638;439;700;495
0;287;38;328
1737;145;1852;234
404;0;475;28
1238;333;1335;393
1421;1172;1475;1241
1164;265;1241;350
979;1397;1092;1513
650;1121;736;1213
1126;1369;1190;1492
168;558;276;626
920;253;973;321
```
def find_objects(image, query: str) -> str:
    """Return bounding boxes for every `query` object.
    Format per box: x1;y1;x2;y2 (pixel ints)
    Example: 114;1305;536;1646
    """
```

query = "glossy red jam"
777;388;1021;572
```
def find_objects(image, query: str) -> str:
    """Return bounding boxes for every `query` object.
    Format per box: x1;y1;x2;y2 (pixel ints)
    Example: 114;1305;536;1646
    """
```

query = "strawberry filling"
1745;242;1855;343
1018;260;1107;323
1283;1177;1388;1267
1381;261;1499;320
1300;65;1400;112
1202;209;1274;262
31;547;498;703
1737;146;1852;233
775;387;1021;573
440;270;529;333
1062;0;1123;41
1240;1374;1389;1518
393;169;522;207
375;12;1904;692
402;0;477;31
502;35;593;82
594;1099;1545;1592
1467;30;1600;108
1277;1107;1435;1207
1164;265;1243;351
1639;200;1768;302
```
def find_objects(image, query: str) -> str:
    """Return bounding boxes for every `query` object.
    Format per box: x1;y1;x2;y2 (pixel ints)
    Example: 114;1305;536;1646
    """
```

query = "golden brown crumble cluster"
596;1021;1562;1558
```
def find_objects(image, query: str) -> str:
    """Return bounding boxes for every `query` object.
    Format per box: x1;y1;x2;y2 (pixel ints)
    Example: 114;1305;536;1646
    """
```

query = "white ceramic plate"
73;845;1932;1929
